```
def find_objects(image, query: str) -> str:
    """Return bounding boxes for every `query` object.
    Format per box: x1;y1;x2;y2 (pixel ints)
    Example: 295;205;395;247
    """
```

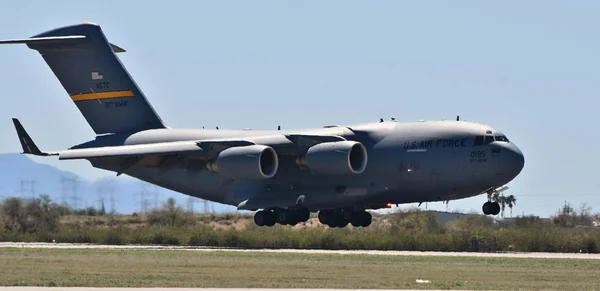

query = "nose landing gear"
481;187;505;216
482;201;500;215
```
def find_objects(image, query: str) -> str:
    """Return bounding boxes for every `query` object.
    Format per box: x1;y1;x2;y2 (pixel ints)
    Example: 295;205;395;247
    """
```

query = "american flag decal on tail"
91;72;103;80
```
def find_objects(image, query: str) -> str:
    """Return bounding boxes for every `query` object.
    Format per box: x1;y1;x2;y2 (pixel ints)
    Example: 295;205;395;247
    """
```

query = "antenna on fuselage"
456;115;460;121
379;118;383;123
278;125;281;130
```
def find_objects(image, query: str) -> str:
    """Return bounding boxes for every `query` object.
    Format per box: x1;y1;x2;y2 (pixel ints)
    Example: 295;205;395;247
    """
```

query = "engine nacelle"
297;141;367;175
207;145;279;180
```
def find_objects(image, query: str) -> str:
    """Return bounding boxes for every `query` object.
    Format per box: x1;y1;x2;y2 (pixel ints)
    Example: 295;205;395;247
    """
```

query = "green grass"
0;248;598;290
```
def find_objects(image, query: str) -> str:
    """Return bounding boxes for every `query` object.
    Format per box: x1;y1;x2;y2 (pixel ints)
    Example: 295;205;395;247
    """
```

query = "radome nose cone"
508;144;525;176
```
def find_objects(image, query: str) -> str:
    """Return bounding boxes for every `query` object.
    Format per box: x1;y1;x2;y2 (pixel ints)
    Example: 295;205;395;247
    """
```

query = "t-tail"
0;22;166;135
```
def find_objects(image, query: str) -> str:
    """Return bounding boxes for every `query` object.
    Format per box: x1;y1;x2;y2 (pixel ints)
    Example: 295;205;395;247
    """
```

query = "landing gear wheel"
491;202;501;215
264;210;276;226
254;210;266;226
334;214;349;228
277;211;289;225
297;208;310;222
351;211;369;227
482;202;492;215
350;213;363;227
318;210;331;225
361;211;372;227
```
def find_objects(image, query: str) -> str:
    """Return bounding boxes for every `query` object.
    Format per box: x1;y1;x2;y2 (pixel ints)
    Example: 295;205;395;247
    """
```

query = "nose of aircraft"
504;143;525;178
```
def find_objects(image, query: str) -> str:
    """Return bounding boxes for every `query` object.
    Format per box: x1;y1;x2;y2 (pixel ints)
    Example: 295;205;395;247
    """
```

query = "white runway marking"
0;242;599;260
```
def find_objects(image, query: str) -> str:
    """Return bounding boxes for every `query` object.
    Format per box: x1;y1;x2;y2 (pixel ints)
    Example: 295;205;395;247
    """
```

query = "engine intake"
297;141;367;175
207;145;279;180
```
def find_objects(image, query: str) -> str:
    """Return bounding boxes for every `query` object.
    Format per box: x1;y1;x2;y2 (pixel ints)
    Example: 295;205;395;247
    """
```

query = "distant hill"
0;153;236;214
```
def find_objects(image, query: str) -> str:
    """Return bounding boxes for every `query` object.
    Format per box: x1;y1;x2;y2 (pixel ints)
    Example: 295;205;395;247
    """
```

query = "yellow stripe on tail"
70;90;134;101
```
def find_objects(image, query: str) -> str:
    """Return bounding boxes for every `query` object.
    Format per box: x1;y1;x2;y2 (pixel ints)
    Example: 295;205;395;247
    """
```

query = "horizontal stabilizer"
109;42;126;53
0;35;86;45
0;35;125;53
12;118;56;156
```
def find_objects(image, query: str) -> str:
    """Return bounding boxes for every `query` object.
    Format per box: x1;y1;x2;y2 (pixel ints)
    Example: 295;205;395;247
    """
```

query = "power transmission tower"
19;180;26;199
136;183;149;214
152;186;159;210
60;176;69;206
70;177;81;210
187;197;197;213
203;199;210;214
109;183;117;215
95;181;106;214
18;179;37;200
29;180;37;199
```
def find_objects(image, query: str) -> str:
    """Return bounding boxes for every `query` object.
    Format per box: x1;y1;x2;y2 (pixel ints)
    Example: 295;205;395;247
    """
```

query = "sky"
1;1;599;217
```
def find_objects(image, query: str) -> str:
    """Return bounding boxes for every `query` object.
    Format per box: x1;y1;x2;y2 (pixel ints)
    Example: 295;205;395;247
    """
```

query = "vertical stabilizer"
1;23;166;134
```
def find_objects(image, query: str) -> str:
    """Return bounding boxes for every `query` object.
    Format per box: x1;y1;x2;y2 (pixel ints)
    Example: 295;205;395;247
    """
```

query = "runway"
1;242;599;260
0;289;461;291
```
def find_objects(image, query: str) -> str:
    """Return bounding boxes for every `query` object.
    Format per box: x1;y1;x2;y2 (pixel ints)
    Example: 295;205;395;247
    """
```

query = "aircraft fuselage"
84;119;524;212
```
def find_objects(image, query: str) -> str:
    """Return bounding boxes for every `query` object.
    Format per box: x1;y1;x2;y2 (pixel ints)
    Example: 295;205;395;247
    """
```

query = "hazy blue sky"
1;1;599;217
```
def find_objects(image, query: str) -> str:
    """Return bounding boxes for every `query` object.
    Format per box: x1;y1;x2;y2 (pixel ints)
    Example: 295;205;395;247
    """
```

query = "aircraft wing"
12;118;351;176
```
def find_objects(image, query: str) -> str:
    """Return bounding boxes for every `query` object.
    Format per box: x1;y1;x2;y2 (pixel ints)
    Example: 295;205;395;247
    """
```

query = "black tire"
491;202;501;215
335;215;349;228
277;211;288;225
350;212;363;227
298;208;310;222
482;202;492;215
254;211;266;226
318;210;330;225
265;210;276;226
361;211;372;227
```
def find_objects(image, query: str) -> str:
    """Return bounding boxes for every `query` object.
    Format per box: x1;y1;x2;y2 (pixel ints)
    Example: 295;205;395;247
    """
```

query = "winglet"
12;118;56;156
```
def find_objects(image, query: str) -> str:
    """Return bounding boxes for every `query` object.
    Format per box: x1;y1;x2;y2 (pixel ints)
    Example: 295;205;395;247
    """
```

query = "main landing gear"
253;207;373;228
318;209;372;228
254;207;310;227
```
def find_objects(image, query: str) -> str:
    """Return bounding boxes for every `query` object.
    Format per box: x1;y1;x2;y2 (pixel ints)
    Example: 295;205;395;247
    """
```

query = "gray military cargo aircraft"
2;23;524;228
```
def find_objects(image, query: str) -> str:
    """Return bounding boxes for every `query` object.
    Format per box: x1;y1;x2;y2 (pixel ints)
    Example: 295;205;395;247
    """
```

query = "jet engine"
296;141;367;175
207;145;279;180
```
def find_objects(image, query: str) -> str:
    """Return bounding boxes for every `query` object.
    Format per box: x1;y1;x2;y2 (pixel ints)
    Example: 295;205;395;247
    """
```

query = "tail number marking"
104;100;128;109
96;82;111;89
470;150;487;163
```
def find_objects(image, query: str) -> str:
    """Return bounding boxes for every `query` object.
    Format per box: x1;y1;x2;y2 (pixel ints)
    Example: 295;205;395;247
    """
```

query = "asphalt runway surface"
1;242;599;259
0;289;460;291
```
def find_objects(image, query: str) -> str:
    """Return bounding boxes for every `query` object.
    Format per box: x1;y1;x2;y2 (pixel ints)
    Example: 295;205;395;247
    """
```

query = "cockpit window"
474;135;484;146
495;135;510;142
484;136;494;144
